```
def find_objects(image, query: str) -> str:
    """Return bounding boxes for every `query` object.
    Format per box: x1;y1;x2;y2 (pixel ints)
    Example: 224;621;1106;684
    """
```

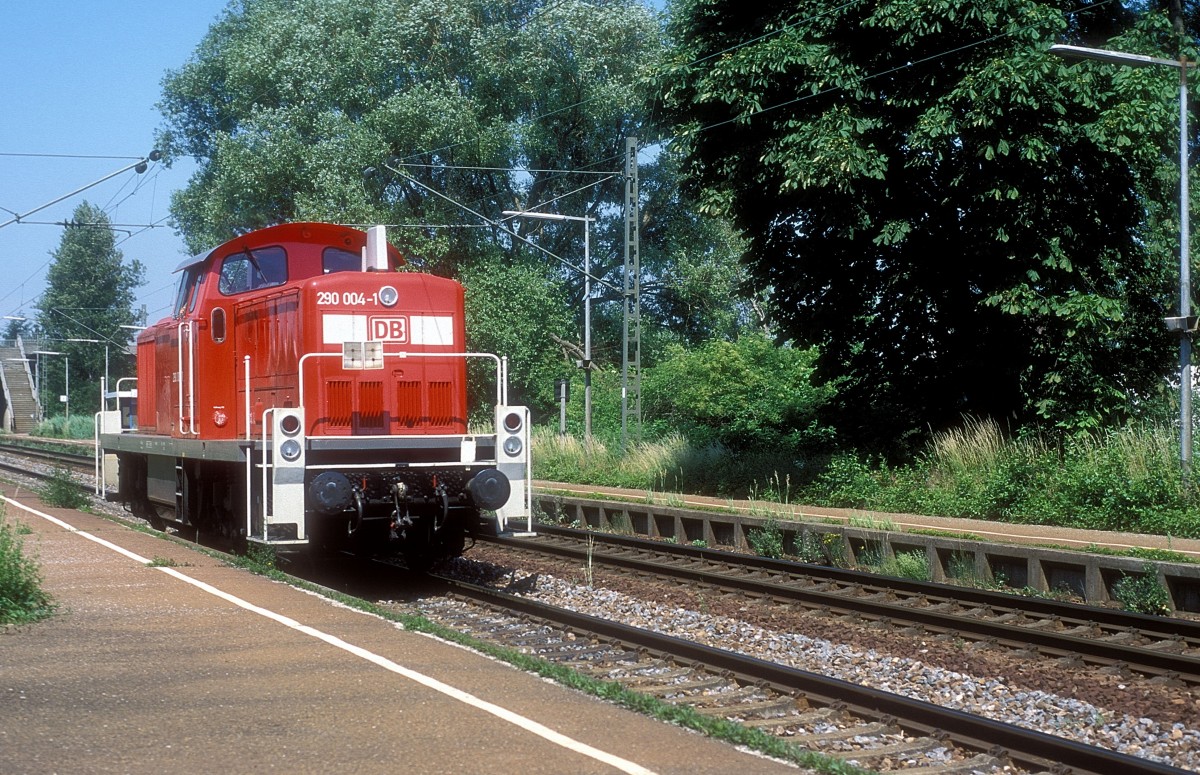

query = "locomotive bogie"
98;222;532;563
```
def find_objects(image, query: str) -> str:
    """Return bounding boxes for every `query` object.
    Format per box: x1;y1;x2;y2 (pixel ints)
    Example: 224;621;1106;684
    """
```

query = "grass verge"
0;508;55;625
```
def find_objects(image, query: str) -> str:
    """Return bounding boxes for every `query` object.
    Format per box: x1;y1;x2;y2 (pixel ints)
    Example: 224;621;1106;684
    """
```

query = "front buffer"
256;404;532;563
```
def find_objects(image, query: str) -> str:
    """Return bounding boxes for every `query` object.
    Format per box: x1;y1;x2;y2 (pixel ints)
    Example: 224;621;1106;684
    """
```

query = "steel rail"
441;576;1189;775
487;528;1200;685
524;523;1200;642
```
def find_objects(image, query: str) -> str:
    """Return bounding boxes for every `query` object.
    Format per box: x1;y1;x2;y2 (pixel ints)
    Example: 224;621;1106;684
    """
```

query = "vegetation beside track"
533;419;1199;540
0;507;55;625
30;415;98;441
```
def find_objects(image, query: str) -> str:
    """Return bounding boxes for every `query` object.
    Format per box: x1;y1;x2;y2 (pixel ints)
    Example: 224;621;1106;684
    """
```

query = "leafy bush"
813;454;879;509
642;333;836;454
39;469;89;510
0;511;55;625
747;517;784;559
1112;564;1172;616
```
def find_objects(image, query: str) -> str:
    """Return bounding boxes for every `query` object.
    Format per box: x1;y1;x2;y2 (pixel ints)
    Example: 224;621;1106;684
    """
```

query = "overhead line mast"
622;136;641;450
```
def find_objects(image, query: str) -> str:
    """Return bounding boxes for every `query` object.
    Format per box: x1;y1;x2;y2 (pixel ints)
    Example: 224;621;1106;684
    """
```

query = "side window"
173;267;202;318
188;272;204;313
219;246;288;295
211;307;227;343
323;247;360;274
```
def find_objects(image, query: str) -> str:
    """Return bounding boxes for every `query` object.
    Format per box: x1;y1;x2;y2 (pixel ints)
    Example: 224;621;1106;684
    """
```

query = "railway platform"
0;484;800;775
535;482;1200;612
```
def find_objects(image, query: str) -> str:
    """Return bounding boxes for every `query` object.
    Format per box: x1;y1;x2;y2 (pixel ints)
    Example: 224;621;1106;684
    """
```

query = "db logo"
371;317;408;342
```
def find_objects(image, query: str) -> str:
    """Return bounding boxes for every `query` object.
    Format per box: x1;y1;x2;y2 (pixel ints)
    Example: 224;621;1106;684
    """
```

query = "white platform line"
4;495;656;775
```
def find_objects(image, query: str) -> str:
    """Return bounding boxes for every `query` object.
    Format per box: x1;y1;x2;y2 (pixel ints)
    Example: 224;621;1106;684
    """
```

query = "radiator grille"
396;381;421;428
359;380;384;430
428;381;453;427
327;380;352;428
322;372;460;433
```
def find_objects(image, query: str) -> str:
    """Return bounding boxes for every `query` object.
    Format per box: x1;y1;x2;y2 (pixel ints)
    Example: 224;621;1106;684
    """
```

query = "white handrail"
243;355;251;440
176;322;198;435
93;411;102;495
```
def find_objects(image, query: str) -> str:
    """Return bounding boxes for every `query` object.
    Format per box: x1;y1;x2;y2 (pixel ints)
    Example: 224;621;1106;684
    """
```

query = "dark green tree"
157;0;754;414
2;317;34;342
461;261;574;415
642;332;835;452
38;202;145;415
660;0;1190;447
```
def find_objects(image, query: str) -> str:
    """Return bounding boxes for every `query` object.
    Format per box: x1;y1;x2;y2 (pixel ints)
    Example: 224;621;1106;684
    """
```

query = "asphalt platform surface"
0;485;800;775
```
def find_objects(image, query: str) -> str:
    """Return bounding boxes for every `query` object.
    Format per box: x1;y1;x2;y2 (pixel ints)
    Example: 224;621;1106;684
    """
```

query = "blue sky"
0;0;667;332
0;1;230;326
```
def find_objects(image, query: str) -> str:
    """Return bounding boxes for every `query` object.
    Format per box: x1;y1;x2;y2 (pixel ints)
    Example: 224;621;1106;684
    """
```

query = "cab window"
323;247;360;274
173;266;203;318
219;246;288;295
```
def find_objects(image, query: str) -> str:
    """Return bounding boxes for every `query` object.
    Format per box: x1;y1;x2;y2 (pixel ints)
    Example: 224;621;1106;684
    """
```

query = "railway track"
416;573;1187;774
0;439;1194;772
0;438;94;476
484;525;1200;688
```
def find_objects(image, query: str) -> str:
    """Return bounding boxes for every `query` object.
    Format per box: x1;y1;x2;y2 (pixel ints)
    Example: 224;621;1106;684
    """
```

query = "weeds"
1112;564;1172;616
747;517;785;559
235;543;278;575
31;415;97;440
879;550;930;581
854;543;935;580
532;418;1199;541
39;468;89;510
0;510;55;625
584;534;595;587
848;515;898;532
791;531;845;566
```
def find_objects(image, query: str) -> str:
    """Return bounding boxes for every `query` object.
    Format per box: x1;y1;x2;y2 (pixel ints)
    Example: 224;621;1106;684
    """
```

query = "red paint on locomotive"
99;222;531;562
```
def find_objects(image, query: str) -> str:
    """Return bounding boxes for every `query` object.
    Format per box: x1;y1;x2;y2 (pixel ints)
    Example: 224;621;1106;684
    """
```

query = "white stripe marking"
3;495;656;775
409;315;454;346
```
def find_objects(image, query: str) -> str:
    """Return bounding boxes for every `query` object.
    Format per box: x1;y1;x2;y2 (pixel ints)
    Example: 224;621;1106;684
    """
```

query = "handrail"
94;411;103;495
176;322;198;436
258;408;277;540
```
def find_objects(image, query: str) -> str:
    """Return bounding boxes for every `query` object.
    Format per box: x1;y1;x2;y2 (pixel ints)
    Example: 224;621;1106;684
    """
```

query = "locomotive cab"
99;223;531;565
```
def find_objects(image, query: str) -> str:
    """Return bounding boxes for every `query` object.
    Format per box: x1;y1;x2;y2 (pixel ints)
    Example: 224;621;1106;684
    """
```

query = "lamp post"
502;209;596;442
1051;43;1195;471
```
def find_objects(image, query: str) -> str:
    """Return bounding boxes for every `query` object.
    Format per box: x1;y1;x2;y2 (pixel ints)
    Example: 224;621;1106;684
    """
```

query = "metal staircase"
0;339;40;433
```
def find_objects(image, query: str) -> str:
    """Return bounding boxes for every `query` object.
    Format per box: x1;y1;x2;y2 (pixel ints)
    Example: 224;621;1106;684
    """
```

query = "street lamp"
502;209;597;442
1051;43;1196;471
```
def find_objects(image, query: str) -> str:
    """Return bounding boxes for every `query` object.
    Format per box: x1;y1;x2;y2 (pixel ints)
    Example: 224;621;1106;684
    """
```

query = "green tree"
461;261;574;417
642;332;836;452
2;317;34;342
38;203;145;415
660;0;1187;446
157;0;755;406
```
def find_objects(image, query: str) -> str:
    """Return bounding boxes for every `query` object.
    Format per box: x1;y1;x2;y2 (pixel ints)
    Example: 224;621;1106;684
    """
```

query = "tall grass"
532;427;805;497
31;415;97;440
0;509;55;625
814;420;1198;538
533;420;1200;539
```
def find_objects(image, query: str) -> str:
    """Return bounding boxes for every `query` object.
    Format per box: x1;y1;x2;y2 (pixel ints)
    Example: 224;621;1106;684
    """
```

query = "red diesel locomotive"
99;222;531;564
